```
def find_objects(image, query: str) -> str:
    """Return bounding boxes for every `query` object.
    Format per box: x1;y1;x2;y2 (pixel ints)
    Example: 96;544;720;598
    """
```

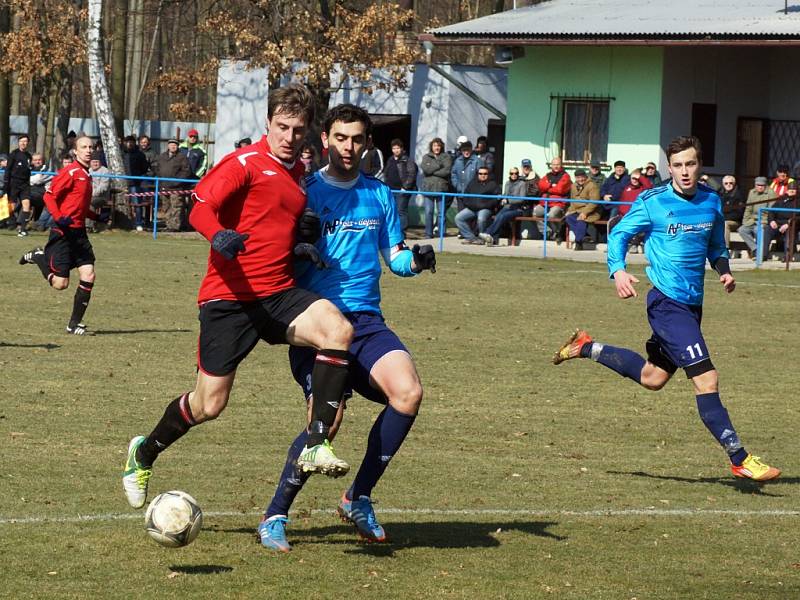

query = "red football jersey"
190;136;306;303
43;161;93;228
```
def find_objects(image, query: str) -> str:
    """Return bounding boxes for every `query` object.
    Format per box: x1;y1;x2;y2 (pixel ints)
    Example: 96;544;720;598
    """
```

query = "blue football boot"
337;493;386;542
258;515;291;552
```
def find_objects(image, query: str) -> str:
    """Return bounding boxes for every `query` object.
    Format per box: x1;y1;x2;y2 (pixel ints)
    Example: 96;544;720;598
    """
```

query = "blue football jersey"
607;183;728;306
297;170;404;314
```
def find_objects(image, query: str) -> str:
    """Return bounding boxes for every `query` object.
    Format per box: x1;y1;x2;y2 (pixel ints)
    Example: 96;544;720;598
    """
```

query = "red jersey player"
123;84;355;509
20;136;101;335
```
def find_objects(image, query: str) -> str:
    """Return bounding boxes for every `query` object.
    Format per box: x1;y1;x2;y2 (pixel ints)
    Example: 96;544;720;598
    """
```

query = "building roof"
424;0;800;44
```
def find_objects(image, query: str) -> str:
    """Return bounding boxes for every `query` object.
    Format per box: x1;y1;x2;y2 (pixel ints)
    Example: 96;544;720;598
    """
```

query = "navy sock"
594;344;645;384
265;430;311;518
348;404;416;500
696;392;747;465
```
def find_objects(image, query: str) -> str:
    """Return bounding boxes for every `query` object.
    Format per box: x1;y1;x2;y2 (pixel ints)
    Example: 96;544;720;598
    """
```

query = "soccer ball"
144;490;203;548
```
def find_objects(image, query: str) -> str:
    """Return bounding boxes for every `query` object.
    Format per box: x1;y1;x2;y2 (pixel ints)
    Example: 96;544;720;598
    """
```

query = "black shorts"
8;180;30;203
197;287;322;376
44;227;96;278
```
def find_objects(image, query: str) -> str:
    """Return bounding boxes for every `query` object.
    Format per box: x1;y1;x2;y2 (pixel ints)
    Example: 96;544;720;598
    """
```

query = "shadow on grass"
216;520;565;556
0;342;60;350
92;328;192;335
168;565;233;575
607;470;795;496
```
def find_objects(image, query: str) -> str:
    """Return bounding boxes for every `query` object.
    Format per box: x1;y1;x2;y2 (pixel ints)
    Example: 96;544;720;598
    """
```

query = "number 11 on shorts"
686;343;703;360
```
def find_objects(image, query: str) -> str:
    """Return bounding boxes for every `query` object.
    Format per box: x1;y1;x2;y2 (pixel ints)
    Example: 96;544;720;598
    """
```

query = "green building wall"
505;46;664;178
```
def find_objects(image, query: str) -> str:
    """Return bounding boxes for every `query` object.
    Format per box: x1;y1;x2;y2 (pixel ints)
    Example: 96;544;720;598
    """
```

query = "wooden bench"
510;216;609;247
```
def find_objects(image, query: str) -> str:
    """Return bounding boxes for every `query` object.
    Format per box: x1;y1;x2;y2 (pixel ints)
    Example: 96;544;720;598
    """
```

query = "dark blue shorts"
288;311;409;404
646;288;714;377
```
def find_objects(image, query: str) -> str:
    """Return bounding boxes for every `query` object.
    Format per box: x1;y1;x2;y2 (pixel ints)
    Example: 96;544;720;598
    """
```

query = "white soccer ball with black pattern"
144;490;203;548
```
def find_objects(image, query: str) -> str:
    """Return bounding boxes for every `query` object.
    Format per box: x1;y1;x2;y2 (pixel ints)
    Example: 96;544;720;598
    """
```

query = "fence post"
438;193;446;253
542;199;549;258
153;178;160;240
756;207;764;267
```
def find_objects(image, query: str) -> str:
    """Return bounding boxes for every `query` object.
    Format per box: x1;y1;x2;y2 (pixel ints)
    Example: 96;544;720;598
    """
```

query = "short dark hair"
267;83;315;124
124;135;136;143
666;135;703;163
778;164;790;174
323;103;372;137
18;134;29;141
476;135;487;144
390;138;404;149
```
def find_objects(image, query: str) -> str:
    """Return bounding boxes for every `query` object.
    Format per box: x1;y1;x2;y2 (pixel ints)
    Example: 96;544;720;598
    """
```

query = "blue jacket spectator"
600;160;630;217
450;141;482;193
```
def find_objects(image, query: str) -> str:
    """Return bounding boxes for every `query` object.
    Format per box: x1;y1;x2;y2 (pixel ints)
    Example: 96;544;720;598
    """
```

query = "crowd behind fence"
4;168;798;269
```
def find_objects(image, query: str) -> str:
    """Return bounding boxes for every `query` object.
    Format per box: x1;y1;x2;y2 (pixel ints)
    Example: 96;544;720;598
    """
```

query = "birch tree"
87;0;125;184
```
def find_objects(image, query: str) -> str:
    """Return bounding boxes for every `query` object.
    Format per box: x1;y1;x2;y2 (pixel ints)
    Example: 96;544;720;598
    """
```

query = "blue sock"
348;405;416;500
696;393;748;465
265;430;311;518
592;344;645;384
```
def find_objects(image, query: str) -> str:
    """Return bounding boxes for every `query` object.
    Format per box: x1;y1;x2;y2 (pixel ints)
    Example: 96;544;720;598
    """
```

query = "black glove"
297;208;321;244
294;242;327;270
412;244;436;273
55;215;74;228
211;229;249;260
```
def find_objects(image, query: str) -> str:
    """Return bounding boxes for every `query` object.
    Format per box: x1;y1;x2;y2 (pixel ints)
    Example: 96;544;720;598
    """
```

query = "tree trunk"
0;4;10;152
54;66;73;163
88;0;126;191
44;78;58;162
126;0;145;127
111;0;127;136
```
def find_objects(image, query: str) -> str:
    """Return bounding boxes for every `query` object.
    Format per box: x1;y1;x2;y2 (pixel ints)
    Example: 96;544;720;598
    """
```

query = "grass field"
2;230;799;599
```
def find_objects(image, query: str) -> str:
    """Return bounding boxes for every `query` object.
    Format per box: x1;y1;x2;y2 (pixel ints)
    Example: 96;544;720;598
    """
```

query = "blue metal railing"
393;189;632;256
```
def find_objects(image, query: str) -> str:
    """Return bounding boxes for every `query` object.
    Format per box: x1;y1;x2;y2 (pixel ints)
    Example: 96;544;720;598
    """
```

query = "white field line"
2;507;800;526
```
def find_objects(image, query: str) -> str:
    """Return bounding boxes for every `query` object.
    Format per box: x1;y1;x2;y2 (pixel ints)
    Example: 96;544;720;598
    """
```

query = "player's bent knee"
640;371;669;391
194;391;229;421
389;381;423;415
51;277;69;290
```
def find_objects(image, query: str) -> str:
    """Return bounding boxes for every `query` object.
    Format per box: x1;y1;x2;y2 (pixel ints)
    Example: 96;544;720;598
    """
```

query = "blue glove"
55;215;74;228
294;242;327;269
211;229;249;260
412;244;436;273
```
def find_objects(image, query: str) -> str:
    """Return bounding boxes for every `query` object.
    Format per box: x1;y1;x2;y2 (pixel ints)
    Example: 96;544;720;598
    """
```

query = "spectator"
699;173;721;192
5;134;32;235
420;137;453;238
359;135;384;179
564;168;602;250
122;135;151;231
179;128;208;180
89;152;112;231
720;175;745;255
588;162;605;189
154;138;192;232
138;135;158;172
382;138;417;237
739;176;777;260
643;161;663;186
474;135;494;177
35;155;72;231
451;140;480;213
456;166;499;244
534;156;571;240
298;143;320;175
60;130;78;161
770;164;794;199
611;168;652;254
478;165;532;246
452;135;469;158
520;158;539;197
600;160;630;218
93;137;107;166
763;181;798;260
28;153;52;223
234;137;252;149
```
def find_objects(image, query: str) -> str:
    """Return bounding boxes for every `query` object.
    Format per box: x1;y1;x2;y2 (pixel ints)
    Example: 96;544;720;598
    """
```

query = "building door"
370;114;412;169
735;118;764;192
487;119;506;183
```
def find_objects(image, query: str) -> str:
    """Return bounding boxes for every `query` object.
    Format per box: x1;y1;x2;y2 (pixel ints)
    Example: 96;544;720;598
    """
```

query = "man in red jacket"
534;156;571;240
19;136;101;335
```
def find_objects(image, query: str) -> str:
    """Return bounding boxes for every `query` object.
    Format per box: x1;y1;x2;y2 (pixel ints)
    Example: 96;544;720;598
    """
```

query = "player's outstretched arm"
711;256;735;294
612;269;639;299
